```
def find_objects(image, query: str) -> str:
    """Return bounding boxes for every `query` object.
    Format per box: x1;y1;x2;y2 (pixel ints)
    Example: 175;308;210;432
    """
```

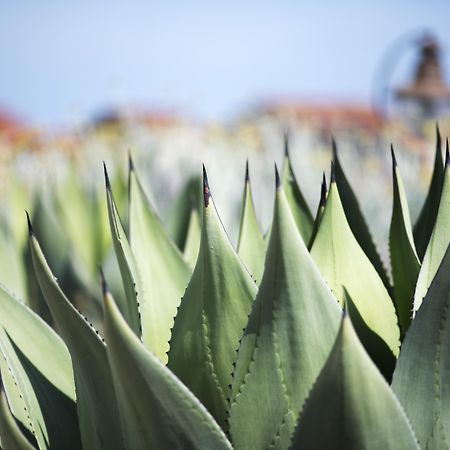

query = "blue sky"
1;0;449;126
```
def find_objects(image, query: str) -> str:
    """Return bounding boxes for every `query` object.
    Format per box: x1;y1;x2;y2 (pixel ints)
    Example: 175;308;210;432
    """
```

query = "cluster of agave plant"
0;128;449;450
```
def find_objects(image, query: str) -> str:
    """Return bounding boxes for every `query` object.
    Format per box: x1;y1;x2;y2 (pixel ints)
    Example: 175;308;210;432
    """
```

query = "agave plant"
0;129;449;450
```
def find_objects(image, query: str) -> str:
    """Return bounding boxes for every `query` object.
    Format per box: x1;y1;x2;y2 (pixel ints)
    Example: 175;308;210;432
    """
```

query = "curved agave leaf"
291;312;419;450
0;283;79;450
28;220;123;450
414;144;450;311
281;132;314;243
307;172;327;249
389;147;420;336
168;167;257;427
229;168;341;450
237;161;266;283
102;279;233;450
310;176;400;358
104;165;141;336
413;125;444;260
392;245;450;449
0;356;33;439
0;389;36;450
183;203;202;269
128;159;191;363
26;190;68;324
332;140;392;293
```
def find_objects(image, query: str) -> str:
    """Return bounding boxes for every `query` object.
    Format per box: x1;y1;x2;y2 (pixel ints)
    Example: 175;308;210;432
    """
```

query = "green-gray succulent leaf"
281;133;314;243
0;283;79;450
183;204;202;269
128;160;191;363
29;226;123;450
0;389;36;450
237;161;266;283
413;126;445;260
229;173;341;450
290;312;419;450
311;178;400;359
389;147;420;336
102;285;233;450
414;147;450;311
168;167;257;428
332;140;392;293
104;164;141;336
392;244;450;450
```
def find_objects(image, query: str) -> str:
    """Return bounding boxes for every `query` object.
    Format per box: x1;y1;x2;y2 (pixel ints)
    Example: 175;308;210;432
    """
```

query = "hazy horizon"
1;0;450;127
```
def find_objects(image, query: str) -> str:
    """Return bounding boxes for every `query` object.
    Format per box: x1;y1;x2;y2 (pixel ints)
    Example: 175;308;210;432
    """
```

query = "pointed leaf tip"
283;128;290;156
25;210;33;236
128;152;135;172
99;266;109;296
330;161;336;183
331;137;338;159
391;144;397;167
446;138;449;166
103;162;111;189
245;159;250;183
320;173;327;207
274;163;281;188
202;164;211;207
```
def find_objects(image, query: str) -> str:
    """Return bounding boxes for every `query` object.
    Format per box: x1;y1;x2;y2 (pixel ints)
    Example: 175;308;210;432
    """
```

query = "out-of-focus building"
395;36;450;128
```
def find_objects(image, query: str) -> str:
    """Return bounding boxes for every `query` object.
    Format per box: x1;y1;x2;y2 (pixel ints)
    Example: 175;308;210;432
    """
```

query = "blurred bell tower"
395;35;450;128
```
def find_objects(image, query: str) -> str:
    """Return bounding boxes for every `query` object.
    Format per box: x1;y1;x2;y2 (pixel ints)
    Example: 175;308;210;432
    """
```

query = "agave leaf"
307;172;327;249
168;167;257;427
104;165;141;336
281;132;314;243
414;144;450;311
0;220;27;303
0;283;80;450
56;168;102;289
229;168;341;450
7;176;29;253
29;189;68;276
290;312;419;450
344;289;397;382
237;161;266;283
27;190;69;323
389;147;420;336
310;176;400;358
128;159;191;363
0;389;36;450
183;203;202;269
413;125;444;260
168;175;202;250
392;245;450;449
0;356;32;438
332;140;392;292
102;280;233;450
28;220;123;450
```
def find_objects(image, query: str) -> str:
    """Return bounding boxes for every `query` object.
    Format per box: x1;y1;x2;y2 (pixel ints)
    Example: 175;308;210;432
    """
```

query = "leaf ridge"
201;310;228;414
267;316;293;449
110;195;143;337
432;296;450;442
0;350;35;435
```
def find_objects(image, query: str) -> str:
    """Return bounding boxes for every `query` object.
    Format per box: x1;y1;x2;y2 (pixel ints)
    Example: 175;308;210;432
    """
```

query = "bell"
395;36;450;117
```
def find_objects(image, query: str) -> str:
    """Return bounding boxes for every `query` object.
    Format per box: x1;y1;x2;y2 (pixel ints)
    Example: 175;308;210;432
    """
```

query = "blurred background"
0;0;449;320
